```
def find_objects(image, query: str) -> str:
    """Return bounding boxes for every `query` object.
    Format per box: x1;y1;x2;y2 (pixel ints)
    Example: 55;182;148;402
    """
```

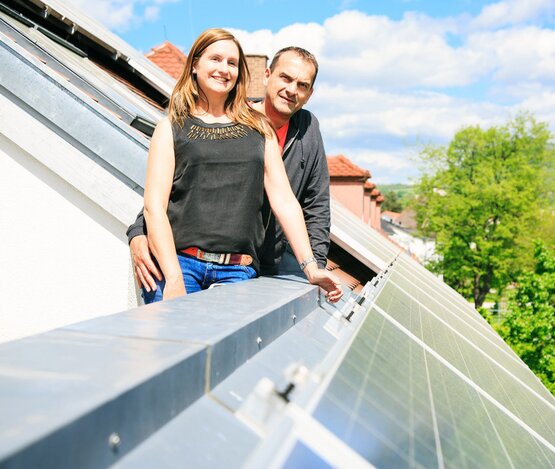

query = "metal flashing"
0;330;207;469
0;278;327;468
0;35;149;190
330;198;399;273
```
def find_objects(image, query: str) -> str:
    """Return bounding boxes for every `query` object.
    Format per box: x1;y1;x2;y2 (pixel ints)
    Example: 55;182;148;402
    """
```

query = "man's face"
264;51;315;118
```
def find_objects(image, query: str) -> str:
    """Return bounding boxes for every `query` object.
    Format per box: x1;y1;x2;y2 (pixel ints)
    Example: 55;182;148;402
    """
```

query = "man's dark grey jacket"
259;108;330;274
126;108;331;275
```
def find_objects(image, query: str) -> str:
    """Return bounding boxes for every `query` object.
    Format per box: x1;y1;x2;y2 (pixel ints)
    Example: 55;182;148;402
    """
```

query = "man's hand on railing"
130;235;162;292
305;267;343;303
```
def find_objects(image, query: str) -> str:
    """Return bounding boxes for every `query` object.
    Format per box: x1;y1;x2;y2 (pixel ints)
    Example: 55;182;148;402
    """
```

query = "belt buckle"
203;251;221;263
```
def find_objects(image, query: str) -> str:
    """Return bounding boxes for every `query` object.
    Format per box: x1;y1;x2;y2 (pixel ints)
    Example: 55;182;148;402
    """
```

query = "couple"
128;28;342;304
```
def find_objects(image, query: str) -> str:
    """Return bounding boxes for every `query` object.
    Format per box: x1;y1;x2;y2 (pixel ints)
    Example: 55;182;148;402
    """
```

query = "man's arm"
126;208;146;242
264;131;342;302
126;209;162;292
302;117;331;268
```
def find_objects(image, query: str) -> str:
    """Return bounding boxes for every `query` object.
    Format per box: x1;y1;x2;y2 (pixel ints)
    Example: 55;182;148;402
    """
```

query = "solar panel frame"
312;299;555;467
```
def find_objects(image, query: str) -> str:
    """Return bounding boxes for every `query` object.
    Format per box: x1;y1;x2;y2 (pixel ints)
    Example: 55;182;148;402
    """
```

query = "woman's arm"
263;132;343;303
143;118;186;300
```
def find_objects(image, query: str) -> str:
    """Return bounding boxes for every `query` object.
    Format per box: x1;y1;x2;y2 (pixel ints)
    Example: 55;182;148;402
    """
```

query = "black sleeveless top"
167;117;266;272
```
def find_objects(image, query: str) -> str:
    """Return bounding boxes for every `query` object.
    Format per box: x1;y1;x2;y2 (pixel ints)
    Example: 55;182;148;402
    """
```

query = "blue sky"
118;1;498;50
69;0;555;184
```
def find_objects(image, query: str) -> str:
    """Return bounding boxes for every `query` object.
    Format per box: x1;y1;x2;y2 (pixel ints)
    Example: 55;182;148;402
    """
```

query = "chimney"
363;181;375;225
369;188;380;230
245;55;268;99
374;195;384;231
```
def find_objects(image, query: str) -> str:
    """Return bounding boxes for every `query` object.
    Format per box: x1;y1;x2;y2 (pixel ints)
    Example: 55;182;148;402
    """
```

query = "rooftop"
364;181;376;191
382;210;401;220
1;1;554;467
145;41;187;79
327;154;371;180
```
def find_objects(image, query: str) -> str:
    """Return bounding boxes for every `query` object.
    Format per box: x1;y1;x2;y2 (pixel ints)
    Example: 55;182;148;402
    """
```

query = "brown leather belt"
181;247;253;266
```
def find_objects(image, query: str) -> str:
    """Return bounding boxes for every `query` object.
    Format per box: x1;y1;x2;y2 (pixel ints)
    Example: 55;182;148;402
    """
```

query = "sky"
66;0;555;184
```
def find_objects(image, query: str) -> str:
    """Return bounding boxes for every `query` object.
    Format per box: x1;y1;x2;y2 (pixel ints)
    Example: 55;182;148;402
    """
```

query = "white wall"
0;95;143;344
385;223;437;264
0;140;138;343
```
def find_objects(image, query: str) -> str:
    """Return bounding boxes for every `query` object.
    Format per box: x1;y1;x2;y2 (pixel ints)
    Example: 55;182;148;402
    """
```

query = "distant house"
382;209;417;230
145;41;187;79
381;209;435;263
397;208;417;230
327;154;383;231
381;210;401;224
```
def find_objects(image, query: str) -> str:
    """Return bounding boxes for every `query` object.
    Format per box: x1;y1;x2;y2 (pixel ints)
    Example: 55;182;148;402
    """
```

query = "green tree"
382;190;403;212
495;242;555;394
414;114;554;308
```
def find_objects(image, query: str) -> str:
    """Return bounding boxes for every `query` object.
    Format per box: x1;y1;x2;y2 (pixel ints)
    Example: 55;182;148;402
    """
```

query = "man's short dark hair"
269;47;319;88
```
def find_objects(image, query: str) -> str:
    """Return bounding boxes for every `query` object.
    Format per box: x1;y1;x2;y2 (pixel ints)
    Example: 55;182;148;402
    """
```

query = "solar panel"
248;255;555;467
286;303;554;466
330;199;399;272
2;3;553;462
390;256;555;404
0;12;164;125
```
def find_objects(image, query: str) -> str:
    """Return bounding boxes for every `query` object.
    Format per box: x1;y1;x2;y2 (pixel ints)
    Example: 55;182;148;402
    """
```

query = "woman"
143;28;342;303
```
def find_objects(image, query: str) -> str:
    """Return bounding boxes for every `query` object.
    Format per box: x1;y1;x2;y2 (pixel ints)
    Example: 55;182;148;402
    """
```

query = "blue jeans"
277;245;306;278
142;253;257;304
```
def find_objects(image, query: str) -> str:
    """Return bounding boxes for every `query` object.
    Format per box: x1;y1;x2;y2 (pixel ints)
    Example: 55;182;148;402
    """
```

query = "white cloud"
518;92;555;118
349;149;414;171
467;27;555;83
64;1;555;183
228;22;326;60
330;148;420;184
232;10;488;90
319;10;487;89
234;13;552;147
311;82;504;141
67;0;134;31
471;0;555;30
65;0;176;32
144;6;160;21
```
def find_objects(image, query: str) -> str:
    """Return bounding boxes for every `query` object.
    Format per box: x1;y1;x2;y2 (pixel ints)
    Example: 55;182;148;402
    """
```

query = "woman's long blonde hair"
168;28;269;136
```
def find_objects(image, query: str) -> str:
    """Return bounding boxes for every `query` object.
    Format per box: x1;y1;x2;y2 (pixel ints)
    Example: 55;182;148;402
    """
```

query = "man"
127;47;331;292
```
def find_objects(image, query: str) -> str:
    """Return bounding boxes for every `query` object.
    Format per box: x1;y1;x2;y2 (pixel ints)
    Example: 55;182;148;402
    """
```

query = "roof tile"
327;155;371;179
145;41;187;79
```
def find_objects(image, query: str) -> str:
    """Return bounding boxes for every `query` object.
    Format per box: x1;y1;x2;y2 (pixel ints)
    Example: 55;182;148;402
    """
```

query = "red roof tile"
327;155;371;179
146;41;187;79
325;259;362;292
381;210;401;219
364;181;376;191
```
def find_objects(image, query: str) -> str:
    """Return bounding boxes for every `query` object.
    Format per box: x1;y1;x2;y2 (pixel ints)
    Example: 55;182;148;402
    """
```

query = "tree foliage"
414;114;555;308
381;184;414;213
381;190;404;212
494;242;555;394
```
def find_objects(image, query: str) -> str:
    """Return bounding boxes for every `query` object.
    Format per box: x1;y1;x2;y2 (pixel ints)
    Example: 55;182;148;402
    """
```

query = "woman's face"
193;39;240;98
